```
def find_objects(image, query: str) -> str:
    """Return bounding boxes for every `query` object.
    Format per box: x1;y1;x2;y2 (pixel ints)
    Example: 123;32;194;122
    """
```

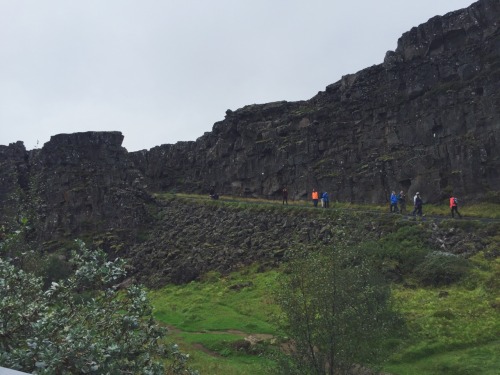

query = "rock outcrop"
131;0;500;204
127;198;385;286
0;141;30;230
0;132;154;242
0;0;499;257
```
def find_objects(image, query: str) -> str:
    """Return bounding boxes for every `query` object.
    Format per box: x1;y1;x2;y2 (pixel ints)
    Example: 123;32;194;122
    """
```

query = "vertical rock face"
27;132;152;240
0;132;151;244
0;142;30;229
0;0;499;245
131;0;500;203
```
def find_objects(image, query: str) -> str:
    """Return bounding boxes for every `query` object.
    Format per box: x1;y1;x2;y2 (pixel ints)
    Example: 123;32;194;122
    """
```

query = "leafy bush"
275;245;405;374
359;225;432;281
40;253;73;289
0;237;197;375
414;252;471;286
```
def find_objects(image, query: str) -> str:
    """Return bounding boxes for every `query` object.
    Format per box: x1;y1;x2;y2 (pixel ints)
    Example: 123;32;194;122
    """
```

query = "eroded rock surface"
130;0;500;203
0;1;498;280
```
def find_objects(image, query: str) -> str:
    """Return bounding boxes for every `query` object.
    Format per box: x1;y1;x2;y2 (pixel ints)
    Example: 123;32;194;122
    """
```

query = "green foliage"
358;224;432;282
0;237;197;375
386;341;500;375
413;252;471;286
147;250;498;375
40;253;73;289
274;246;405;374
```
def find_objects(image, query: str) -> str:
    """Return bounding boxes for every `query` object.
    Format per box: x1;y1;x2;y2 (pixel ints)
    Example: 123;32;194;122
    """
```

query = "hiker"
312;189;319;207
322;191;329;208
412;192;423;217
209;185;219;200
282;187;288;205
450;195;462;218
398;190;407;214
390;191;398;213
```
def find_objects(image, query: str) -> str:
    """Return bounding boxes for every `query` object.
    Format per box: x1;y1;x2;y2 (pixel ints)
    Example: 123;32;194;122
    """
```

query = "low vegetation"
2;195;499;374
148;195;500;374
149;253;499;374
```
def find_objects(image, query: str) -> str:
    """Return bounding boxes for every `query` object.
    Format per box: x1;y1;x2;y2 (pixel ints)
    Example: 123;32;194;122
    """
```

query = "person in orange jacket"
450;195;462;218
312;189;319;207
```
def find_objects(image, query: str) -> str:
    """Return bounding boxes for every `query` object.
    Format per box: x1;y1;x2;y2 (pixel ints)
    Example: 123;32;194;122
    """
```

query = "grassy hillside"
148;196;500;374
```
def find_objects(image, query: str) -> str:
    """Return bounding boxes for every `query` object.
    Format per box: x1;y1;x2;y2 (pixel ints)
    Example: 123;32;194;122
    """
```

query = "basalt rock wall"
0;0;499;245
0;132;154;242
131;0;500;204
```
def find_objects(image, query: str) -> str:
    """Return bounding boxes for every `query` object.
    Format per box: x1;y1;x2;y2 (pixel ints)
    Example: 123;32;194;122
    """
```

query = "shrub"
0;236;197;375
358;225;432;281
275;245;405;374
414;251;471;286
40;253;73;289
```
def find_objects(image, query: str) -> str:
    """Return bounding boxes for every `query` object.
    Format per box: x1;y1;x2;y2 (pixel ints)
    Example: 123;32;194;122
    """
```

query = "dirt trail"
167;325;275;358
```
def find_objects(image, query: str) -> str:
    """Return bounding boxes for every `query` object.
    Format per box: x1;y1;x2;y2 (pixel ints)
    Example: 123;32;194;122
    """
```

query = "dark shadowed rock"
0;0;498;284
130;0;500;204
0;141;30;229
27;131;154;242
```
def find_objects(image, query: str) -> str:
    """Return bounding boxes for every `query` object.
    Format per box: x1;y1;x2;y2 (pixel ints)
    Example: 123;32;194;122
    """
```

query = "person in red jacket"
450;195;462;218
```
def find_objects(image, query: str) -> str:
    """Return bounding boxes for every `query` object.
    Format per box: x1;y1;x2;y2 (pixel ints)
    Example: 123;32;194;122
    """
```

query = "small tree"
275;245;403;375
0;238;197;375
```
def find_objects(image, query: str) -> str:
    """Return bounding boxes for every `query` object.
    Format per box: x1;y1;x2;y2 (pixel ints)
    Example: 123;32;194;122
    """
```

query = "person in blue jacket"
322;191;329;208
390;191;399;213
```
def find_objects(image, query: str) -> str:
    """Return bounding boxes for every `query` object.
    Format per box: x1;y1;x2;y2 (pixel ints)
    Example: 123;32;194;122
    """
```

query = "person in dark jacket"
282;187;288;205
398;190;407;214
412;192;423;217
450;195;462;218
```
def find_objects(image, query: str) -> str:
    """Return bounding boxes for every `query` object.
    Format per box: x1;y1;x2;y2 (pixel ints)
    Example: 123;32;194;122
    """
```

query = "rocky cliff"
0;0;499;249
0;132;154;243
131;0;500;203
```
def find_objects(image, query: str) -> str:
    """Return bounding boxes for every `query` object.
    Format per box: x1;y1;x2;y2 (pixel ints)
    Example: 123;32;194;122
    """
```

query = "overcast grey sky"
0;0;475;151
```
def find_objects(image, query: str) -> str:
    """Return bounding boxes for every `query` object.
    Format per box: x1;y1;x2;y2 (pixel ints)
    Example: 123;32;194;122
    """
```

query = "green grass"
384;254;500;374
178;340;276;375
147;195;500;374
149;255;499;374
149;266;280;374
150;267;279;333
384;341;500;375
423;202;500;219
